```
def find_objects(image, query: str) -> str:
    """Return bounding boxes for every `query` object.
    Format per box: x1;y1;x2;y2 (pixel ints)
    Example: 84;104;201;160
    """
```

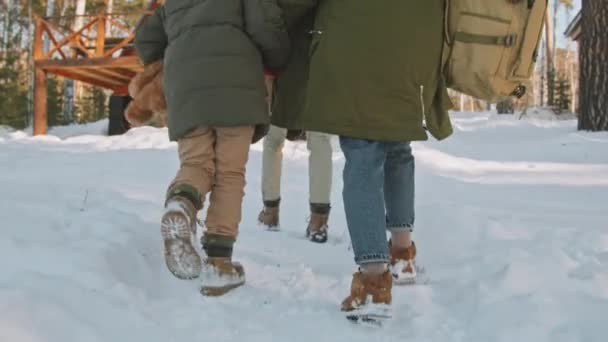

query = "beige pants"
262;125;332;204
169;126;254;237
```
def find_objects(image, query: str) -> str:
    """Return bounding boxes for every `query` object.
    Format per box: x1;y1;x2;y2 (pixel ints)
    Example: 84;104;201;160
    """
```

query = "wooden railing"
32;11;153;136
33;12;151;61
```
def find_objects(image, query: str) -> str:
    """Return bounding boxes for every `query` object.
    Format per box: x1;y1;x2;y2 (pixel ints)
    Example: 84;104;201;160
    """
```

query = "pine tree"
554;76;571;114
0;4;28;130
47;75;67;126
74;85;108;124
496;98;515;114
547;68;556;107
0;50;28;129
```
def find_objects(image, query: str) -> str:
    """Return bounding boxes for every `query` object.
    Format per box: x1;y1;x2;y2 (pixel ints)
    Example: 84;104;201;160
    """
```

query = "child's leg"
167;127;216;204
306;131;333;242
162;127;216;280
258;125;286;229
200;126;253;296
261;125;286;202
203;126;254;255
306;131;333;205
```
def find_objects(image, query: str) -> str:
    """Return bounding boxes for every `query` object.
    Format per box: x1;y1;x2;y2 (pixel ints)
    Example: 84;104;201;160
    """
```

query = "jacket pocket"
447;13;511;99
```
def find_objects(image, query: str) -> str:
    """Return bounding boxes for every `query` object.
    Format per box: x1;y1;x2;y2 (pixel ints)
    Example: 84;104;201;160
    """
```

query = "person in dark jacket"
258;11;333;244
134;0;289;296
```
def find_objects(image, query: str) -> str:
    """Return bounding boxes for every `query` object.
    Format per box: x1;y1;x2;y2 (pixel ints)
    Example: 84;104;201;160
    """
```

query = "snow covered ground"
1;111;607;342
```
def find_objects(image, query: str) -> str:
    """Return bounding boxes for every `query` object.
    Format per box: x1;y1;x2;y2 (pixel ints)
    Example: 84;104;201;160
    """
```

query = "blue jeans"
340;136;415;265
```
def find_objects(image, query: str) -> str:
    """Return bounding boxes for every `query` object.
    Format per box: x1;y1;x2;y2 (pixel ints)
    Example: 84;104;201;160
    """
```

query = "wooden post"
94;1;110;57
33;16;48;135
33;16;43;59
96;16;106;56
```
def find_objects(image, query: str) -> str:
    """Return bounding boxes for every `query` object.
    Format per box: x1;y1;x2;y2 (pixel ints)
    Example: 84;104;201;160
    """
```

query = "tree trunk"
106;0;113;36
578;0;608;131
544;3;555;106
539;38;546;106
74;0;87;32
65;0;88;121
27;0;34;125
552;0;558;60
460;93;464;111
43;0;55;52
569;48;578;113
2;0;15;53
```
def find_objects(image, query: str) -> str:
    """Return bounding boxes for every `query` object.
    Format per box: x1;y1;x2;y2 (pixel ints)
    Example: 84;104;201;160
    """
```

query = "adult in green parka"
274;0;453;322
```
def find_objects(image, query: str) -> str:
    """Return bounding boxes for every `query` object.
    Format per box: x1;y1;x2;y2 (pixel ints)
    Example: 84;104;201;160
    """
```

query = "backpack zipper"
419;85;427;127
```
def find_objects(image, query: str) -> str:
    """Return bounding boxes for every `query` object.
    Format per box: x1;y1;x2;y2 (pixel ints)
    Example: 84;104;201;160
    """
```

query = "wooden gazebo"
32;1;159;135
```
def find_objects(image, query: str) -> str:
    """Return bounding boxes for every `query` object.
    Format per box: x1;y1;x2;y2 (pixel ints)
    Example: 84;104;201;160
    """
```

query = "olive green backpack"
443;0;548;102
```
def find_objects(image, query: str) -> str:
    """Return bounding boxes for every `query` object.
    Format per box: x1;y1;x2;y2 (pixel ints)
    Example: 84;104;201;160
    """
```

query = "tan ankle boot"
390;241;417;285
307;203;330;243
200;257;246;296
161;196;201;279
258;206;279;231
306;212;329;243
341;271;392;321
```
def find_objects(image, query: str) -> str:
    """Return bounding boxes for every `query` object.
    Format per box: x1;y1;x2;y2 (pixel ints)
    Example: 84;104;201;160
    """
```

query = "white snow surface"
1;111;607;342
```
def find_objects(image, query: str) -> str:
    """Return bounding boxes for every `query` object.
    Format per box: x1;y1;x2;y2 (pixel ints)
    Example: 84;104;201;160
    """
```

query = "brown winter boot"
306;203;330;243
389;241;417;285
258;199;280;231
161;195;202;280
199;257;246;296
341;271;393;322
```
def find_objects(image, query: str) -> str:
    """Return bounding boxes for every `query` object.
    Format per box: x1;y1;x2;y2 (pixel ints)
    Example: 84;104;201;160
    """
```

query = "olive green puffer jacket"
135;0;290;141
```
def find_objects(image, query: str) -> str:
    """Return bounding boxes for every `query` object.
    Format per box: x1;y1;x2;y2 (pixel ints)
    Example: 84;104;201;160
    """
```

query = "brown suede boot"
200;257;246;296
390;241;417;285
258;199;280;231
341;271;393;322
161;195;201;280
306;203;330;243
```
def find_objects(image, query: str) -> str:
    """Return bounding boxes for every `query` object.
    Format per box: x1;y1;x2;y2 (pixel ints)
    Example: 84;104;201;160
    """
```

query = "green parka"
273;0;453;141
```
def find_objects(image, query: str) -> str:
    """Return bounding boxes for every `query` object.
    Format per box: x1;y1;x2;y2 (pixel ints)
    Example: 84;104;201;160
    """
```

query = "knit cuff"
310;203;331;215
166;183;202;210
263;198;281;208
201;233;235;258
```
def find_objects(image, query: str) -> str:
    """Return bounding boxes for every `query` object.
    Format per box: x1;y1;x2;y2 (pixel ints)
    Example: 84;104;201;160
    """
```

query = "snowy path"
1;112;607;342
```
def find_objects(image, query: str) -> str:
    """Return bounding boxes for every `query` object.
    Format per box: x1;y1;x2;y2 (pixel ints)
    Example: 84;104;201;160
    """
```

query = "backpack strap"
453;32;517;46
444;0;452;46
513;0;548;77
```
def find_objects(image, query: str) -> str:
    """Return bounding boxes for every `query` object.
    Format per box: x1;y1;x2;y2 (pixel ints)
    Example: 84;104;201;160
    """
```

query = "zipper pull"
419;85;427;127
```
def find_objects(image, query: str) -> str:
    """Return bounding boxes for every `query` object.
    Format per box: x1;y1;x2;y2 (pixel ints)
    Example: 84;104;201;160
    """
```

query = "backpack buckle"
504;35;516;46
511;85;526;99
